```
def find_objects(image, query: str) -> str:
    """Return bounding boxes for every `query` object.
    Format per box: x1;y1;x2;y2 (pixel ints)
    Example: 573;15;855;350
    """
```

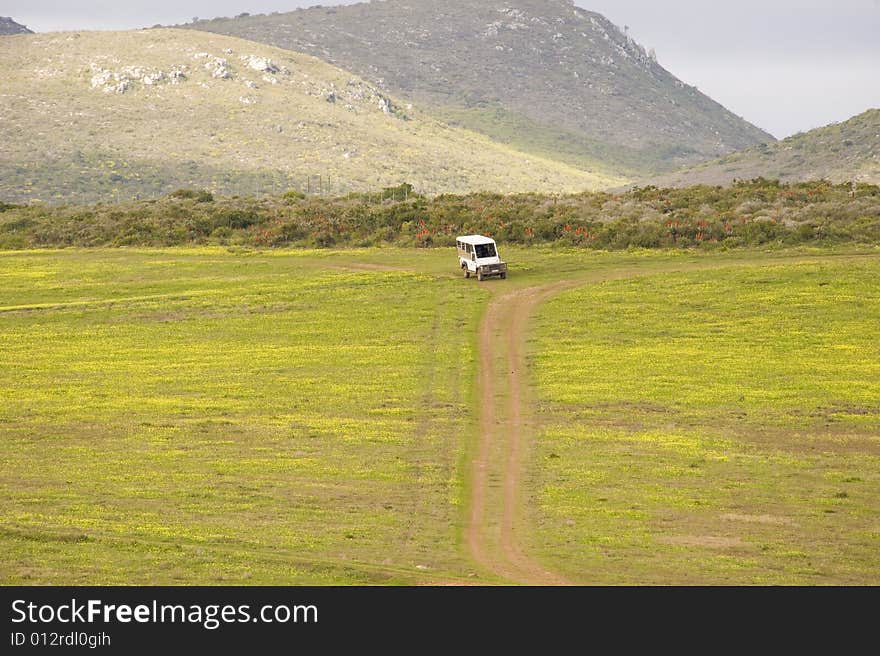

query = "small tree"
381;182;416;201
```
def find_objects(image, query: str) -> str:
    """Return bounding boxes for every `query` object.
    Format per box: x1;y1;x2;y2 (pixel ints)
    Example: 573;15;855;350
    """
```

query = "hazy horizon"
4;0;879;139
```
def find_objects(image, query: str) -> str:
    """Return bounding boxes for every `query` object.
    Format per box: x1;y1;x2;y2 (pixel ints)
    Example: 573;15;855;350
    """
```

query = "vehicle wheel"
477;270;483;281
500;272;507;280
464;267;470;278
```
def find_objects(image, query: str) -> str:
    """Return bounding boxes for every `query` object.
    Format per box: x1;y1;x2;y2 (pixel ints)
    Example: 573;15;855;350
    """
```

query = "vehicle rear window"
475;243;496;259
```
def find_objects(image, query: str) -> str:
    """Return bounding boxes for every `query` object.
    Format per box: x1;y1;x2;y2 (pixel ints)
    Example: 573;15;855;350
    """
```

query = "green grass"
0;245;690;585
2;246;878;584
0;248;489;584
529;257;880;584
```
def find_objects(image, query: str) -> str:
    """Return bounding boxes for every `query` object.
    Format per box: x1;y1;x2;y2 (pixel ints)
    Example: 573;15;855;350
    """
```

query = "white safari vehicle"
456;235;507;280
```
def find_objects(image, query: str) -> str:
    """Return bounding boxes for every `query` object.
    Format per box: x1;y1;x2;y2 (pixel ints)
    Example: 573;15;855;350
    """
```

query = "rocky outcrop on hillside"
89;63;188;94
0;17;32;35
83;44;406;116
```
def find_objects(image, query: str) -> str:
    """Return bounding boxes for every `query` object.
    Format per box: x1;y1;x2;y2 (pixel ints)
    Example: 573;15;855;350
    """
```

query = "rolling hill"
0;29;618;204
185;0;773;177
648;109;880;187
0;17;32;35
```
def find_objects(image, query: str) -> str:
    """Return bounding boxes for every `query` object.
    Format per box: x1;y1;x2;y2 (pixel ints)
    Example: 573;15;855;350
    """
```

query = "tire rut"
466;282;574;585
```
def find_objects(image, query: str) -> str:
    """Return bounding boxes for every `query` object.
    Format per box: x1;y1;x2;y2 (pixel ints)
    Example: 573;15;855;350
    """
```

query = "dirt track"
465;282;573;585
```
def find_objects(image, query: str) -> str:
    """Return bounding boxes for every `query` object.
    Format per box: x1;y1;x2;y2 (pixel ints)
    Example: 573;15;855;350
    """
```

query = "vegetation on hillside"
186;0;772;176
0;29;613;206
2;179;878;250
649;109;880;188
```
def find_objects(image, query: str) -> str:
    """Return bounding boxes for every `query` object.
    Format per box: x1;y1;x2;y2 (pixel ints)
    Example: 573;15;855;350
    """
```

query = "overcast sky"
5;0;879;138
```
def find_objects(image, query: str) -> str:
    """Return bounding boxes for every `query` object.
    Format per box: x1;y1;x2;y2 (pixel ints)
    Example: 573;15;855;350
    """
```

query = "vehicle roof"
456;235;497;245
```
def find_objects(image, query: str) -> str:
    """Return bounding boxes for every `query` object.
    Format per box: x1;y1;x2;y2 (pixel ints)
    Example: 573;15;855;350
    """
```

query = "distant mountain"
0;17;32;35
185;0;773;177
0;29;619;205
647;109;880;188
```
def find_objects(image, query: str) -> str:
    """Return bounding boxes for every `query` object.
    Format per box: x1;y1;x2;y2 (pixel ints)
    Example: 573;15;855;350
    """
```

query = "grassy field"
529;256;880;584
0;248;491;584
1;246;878;584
